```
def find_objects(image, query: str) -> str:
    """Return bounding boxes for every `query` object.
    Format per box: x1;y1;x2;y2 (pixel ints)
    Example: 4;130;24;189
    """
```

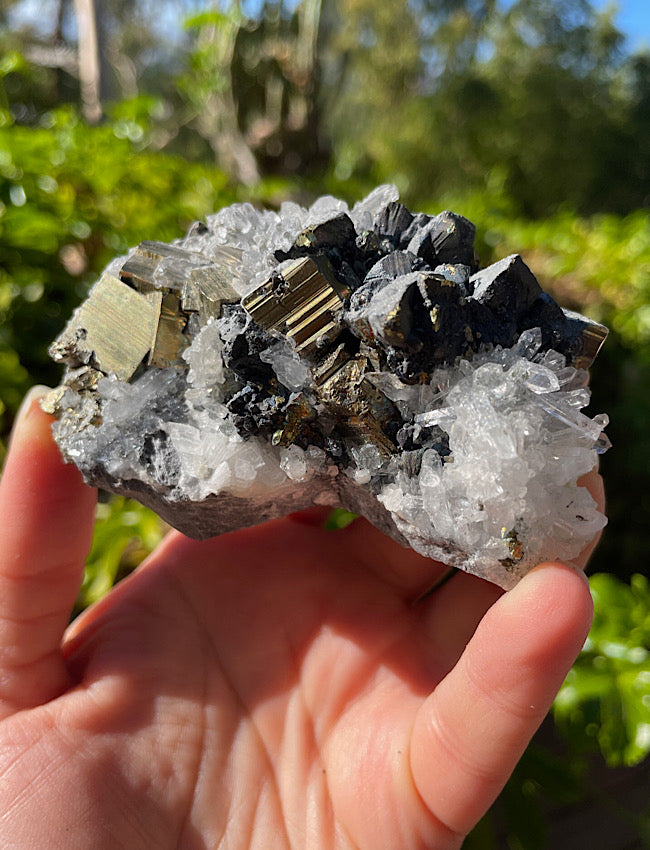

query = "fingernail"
529;560;590;589
13;385;53;430
567;562;591;588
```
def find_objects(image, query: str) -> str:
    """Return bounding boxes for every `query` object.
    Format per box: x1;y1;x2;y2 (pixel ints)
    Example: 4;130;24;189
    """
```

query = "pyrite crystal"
44;186;610;588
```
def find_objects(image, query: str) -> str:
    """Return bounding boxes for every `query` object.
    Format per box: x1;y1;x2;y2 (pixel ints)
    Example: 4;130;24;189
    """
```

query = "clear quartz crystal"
378;336;607;578
350;184;400;232
184;320;225;393
523;362;561;394
260;341;312;392
280;445;308;481
306;194;350;226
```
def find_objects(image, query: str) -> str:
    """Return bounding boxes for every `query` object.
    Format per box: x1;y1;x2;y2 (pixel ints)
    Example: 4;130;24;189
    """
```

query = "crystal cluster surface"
44;185;610;588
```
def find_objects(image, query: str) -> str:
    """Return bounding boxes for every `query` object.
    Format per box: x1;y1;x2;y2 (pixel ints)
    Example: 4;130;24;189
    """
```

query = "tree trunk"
73;0;102;123
198;16;260;186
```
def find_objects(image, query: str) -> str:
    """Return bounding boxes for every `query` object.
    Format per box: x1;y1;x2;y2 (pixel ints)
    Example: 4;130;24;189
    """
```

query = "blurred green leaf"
323;508;359;530
554;573;650;767
76;497;166;614
0;51;27;77
183;9;238;30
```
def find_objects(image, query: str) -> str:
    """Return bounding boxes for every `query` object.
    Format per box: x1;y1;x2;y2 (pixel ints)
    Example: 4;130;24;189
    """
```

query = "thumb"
410;562;593;838
0;387;96;716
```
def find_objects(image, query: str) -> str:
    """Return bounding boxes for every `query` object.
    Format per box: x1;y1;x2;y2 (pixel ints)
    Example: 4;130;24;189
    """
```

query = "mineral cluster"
44;185;610;588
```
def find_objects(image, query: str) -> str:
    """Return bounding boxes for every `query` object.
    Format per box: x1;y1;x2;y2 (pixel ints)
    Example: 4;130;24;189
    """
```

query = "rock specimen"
43;185;610;588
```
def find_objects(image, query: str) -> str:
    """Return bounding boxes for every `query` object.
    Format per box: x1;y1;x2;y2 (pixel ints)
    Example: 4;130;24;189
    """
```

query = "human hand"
0;388;599;849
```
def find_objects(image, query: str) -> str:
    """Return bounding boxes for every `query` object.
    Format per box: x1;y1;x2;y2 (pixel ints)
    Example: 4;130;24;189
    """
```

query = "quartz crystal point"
44;187;610;589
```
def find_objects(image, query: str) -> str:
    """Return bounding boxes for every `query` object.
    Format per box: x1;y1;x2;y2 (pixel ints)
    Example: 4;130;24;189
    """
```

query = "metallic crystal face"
149;293;188;368
271;393;316;447
190;263;240;303
241;255;350;355
500;527;525;569
49;273;160;382
46;241;246;418
119;240;206;292
562;309;609;369
315;353;399;455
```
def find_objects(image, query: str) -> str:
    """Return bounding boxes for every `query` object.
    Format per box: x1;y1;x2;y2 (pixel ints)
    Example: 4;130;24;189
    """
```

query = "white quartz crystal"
350;184;400;232
260;340;312;392
377;342;606;581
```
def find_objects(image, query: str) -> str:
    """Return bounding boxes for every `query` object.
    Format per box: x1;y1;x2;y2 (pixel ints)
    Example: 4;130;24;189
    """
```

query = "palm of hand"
0;393;596;849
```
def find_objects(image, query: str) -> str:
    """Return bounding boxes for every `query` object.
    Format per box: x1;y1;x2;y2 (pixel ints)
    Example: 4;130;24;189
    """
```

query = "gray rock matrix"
45;185;610;588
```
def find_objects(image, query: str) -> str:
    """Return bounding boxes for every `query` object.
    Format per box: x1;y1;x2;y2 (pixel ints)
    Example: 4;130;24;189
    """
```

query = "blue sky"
595;0;650;51
8;0;650;55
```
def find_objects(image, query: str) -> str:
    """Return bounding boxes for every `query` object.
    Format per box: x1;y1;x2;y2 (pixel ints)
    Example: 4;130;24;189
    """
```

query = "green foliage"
183;9;239;31
323;508;359;530
76;496;165;614
465;743;588;849
555;573;650;768
323;0;650;216
7;0;648;215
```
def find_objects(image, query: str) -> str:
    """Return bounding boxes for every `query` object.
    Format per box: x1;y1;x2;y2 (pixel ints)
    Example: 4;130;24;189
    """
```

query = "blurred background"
0;0;649;846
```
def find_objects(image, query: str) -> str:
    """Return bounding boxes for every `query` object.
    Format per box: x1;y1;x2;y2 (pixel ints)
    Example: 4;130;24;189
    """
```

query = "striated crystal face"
43;186;610;588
